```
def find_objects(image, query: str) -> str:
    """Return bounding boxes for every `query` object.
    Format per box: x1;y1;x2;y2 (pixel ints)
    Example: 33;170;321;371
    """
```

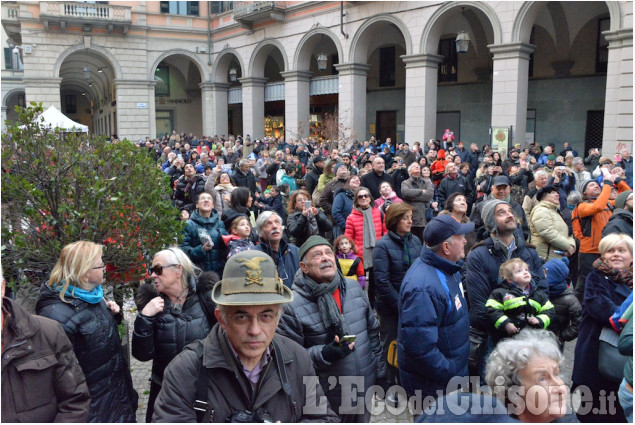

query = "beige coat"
529;200;576;260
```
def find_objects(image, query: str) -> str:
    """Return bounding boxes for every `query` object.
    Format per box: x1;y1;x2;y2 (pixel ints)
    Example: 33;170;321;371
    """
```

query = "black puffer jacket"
373;231;422;316
286;210;333;247
132;275;216;387
35;284;137;423
549;287;582;342
278;270;385;415
172;174;206;212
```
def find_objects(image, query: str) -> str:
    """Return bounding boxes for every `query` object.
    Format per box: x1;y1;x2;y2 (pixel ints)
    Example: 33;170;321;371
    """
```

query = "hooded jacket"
529;200;576;260
152;324;339;422
601;208;633;237
466;235;546;332
331;188;354;233
278;270;385;415
398;246;470;398
543;258;581;342
180;209;228;274
35;284;137;423
2;297;90;423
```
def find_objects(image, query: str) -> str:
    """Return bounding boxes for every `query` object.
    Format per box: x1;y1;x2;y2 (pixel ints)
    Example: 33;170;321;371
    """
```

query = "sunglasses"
150;264;178;275
357;194;370;199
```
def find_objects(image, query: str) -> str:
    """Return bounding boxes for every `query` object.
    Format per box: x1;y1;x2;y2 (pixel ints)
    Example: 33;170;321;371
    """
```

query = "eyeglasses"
93;264;106;270
357;194;370;199
150;264;178;275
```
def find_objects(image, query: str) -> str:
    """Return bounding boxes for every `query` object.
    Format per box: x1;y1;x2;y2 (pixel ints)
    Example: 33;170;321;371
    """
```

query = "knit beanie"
615;190;633;210
580;179;596;195
299;235;332;261
481;199;508;234
542;257;570;297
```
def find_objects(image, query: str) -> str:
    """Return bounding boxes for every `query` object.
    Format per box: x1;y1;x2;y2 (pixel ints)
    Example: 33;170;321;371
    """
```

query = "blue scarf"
53;281;104;304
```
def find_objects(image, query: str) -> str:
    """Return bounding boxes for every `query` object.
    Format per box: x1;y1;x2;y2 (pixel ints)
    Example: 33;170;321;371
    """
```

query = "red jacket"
344;207;387;261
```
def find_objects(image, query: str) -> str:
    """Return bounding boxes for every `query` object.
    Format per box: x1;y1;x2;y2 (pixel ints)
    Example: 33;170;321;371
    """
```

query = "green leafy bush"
1;103;183;293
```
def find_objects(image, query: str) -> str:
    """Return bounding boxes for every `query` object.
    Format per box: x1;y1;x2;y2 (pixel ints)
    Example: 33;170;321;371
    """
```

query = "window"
160;1;199;16
528;27;535;78
4;47;23;70
379;47;396;87
526;109;536;143
155;63;170;97
331;54;338;75
596;18;609;73
65;95;77;114
210;1;233;14
438;38;457;83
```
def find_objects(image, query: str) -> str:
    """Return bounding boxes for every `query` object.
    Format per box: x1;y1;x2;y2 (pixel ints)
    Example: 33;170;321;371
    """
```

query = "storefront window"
264;116;284;138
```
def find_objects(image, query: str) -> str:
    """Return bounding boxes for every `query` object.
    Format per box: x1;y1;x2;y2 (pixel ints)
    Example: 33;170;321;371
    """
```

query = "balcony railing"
232;1;283;29
40;2;132;22
5;5;19;19
233;1;275;18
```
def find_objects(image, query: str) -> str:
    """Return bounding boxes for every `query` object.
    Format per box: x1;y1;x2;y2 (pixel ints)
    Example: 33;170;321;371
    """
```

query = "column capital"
400;53;444;68
334;63;371;76
200;81;230;91
488;42;535;60
23;77;62;87
238;77;268;86
114;79;156;87
280;70;313;82
604;28;633;48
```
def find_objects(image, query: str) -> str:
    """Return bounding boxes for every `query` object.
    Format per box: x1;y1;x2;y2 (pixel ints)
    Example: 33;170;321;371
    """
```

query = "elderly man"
398;216;473;408
254;211;299;288
571;157;591;193
233;159;259;197
278;236;386;422
152;251;339;422
471;175;529;241
361;157;393;200
401;162;434;243
437;162;474;211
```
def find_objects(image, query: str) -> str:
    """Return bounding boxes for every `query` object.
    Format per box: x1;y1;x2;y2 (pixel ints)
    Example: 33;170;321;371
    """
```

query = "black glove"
322;340;353;362
615;177;625;186
603;179;614;188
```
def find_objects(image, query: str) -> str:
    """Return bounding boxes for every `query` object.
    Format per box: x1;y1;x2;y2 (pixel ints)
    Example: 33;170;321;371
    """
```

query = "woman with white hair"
132;246;217;422
572;233;632;422
486;329;573;422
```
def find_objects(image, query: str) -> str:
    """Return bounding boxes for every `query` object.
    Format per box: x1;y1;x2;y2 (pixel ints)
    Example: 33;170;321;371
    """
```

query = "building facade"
1;1;632;155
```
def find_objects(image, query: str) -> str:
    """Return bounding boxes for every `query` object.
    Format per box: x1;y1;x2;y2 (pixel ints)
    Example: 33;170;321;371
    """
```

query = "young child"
334;235;366;288
221;215;255;259
486;258;555;344
542;257;581;347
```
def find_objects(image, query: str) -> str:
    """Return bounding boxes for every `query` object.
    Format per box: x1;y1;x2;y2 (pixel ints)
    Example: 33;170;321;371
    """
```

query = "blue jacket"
398;246;470;398
331;188;354;233
180;210;227;274
254;239;299;288
373;231;422;316
466;235;546;332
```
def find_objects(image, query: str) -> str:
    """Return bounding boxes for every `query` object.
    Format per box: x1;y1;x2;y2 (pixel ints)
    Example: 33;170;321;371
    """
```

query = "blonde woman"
36;241;137;422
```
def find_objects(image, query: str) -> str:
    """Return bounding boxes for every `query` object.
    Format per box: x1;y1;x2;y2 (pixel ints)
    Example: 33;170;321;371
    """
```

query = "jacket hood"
542;258;570;297
420;245;463;275
189;209;221;226
609;208;633;222
3;297;38;340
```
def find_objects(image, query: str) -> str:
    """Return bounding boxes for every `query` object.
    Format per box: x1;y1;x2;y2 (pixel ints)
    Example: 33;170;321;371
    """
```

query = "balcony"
2;4;21;43
232;1;284;30
39;2;132;34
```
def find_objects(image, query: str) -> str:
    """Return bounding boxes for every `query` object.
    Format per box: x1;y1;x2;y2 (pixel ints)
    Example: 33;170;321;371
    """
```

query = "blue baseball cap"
424;215;475;246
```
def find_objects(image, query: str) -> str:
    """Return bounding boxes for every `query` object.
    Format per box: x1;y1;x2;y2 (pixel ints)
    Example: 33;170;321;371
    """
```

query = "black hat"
491;175;511;187
313;155;326;163
536;185;559;201
221;209;247;231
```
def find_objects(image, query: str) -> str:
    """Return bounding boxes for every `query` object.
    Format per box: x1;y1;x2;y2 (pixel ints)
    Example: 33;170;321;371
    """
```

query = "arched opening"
249;42;287;138
3;89;25;123
152;54;203;139
214;50;245;136
58;50;115;136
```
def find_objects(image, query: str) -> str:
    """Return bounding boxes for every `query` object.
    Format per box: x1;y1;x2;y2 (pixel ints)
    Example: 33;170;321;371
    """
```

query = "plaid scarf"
593;257;633;289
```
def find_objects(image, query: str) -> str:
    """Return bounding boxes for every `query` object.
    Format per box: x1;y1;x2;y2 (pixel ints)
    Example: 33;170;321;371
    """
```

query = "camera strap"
272;339;297;422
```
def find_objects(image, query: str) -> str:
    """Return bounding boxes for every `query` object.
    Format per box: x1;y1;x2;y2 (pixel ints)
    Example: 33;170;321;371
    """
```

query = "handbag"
598;327;627;383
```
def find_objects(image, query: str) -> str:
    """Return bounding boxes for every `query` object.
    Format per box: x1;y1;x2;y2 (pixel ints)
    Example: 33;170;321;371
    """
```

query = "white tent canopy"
28;105;89;133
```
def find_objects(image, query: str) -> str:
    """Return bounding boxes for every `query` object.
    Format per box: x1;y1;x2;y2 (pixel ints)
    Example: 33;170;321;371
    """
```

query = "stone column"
281;70;312;140
23;77;62;110
335;63;370;143
401;53;443;143
239;77;267;139
602;29;633;155
488;42;535;147
115;79;155;141
202;82;229;137
147;80;157;139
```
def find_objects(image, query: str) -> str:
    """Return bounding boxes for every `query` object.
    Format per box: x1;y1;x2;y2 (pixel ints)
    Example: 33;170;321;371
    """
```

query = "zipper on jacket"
2;339;27;358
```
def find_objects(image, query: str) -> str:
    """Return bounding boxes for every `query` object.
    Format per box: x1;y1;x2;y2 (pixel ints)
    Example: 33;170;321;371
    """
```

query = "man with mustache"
465;200;546;382
278;236;387;422
254;211;299;288
152;251;338;422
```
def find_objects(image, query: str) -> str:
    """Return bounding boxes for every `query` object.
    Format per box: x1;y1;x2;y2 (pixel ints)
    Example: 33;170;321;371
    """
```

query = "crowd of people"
2;128;633;423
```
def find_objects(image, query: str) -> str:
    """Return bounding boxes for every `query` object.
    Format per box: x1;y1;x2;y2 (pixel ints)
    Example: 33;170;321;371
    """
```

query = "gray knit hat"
481;199;509;234
615;190;633;210
580;179;596;195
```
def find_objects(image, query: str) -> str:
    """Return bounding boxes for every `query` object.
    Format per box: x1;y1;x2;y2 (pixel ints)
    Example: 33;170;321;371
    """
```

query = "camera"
227;408;273;423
